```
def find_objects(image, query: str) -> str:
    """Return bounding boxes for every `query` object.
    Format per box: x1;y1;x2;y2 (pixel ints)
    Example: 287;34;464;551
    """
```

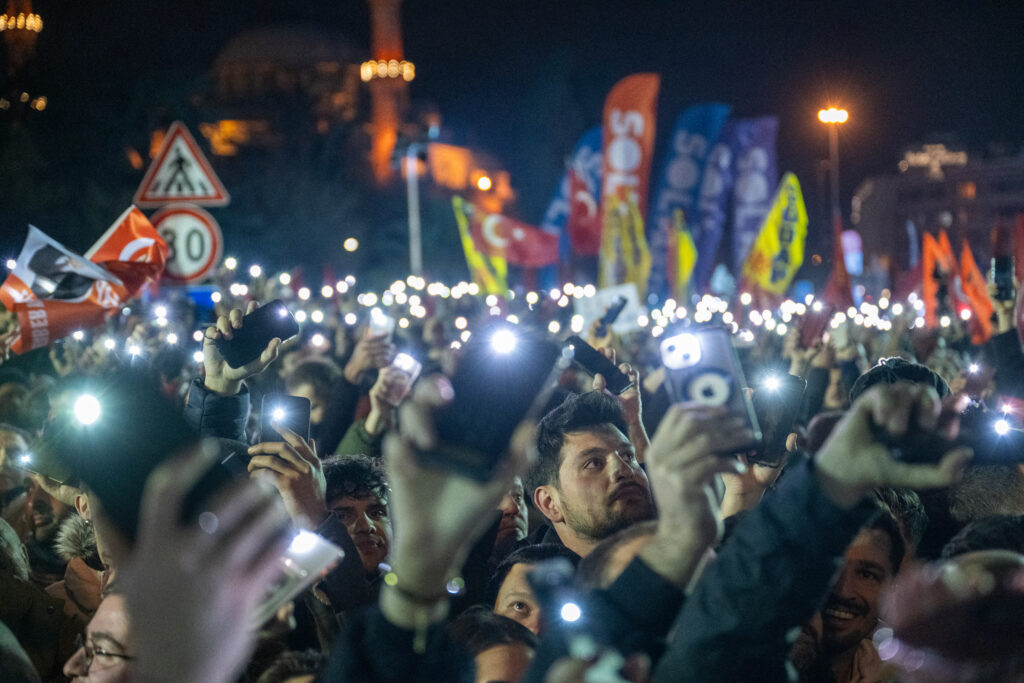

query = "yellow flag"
601;193;652;299
672;209;697;301
740;173;807;296
452;196;507;295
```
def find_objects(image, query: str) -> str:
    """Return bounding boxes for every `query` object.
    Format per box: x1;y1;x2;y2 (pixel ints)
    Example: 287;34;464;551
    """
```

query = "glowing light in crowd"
156;317;168;328
166;333;178;345
571;315;584;334
960;309;972;321
560;602;582;623
344;313;357;326
344;238;359;252
335;280;349;293
489;306;502;316
193;330;204;342
891;303;903;316
297;287;311;301
995;419;1011;436
279;272;292;285
154;305;168;318
398;318;410;328
103;338;116;350
249;265;262;278
548;321;561;334
486;294;498;307
211;292;222;303
454;316;467;330
193;351;204;363
637;315;649;328
506;314;519;324
583;284;596;297
450;341;461;350
72;330;84;341
763;374;781;391
969;363;980;374
879;297;889;309
310;333;326;347
526;291;539;305
294;311;307;323
549;288;562;300
940;315;951;328
5;259;15;270
224;257;237;270
74;395;101;426
491;329;517;353
394;292;407;304
558;296;569;308
740;292;752;306
311;310;324;324
460;330;472;343
563;283;575;295
476;175;492;191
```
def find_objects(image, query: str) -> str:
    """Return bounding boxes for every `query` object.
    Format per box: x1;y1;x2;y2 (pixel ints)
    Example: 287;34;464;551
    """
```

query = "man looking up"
526;391;655;558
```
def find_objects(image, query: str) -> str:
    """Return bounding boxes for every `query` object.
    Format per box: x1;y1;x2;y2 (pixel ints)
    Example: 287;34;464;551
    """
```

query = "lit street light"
818;107;849;227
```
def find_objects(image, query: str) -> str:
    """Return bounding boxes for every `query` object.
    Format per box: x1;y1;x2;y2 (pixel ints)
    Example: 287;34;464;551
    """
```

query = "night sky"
9;0;1024;248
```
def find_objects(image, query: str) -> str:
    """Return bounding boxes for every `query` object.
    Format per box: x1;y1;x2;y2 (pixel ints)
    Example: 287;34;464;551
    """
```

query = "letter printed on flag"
599;73;659;289
729;117;779;273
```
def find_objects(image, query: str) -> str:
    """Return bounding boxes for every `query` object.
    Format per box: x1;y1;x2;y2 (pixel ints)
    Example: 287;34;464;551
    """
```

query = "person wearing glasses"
63;590;133;681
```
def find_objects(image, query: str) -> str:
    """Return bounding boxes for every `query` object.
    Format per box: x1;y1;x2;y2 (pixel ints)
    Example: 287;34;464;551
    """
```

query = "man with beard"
790;514;904;682
526;391;654;558
24;479;74;586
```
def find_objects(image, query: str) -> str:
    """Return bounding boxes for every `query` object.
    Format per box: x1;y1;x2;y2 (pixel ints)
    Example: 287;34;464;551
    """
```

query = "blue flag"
728;116;779;273
540;127;603;260
648;103;731;299
692;120;737;290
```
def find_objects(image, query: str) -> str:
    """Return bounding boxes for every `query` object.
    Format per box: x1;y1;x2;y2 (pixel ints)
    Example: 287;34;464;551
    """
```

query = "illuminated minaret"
1;0;46;114
361;0;415;185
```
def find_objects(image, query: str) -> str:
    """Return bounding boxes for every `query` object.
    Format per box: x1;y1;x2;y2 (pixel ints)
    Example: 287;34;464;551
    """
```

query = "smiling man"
525;392;655;558
791;513;905;682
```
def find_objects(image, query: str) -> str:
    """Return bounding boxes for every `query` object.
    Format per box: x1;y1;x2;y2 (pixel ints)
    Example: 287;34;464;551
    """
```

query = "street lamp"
817;108;849;227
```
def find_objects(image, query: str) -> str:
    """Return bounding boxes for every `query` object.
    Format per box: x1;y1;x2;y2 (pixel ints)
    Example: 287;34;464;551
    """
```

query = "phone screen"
260;394;312;443
799;304;835;349
214;300;300;369
660;327;762;450
427;325;568;481
565;335;633;395
750;373;806;466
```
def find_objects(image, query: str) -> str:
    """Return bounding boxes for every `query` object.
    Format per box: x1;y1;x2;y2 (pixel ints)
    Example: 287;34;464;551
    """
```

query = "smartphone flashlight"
660;333;701;370
18;453;32;466
762;374;782;392
271;407;287;422
490;328;518;354
74;395;102;426
995;419;1011;436
287;529;320;556
560;601;583;623
393;352;418;373
968;363;980;375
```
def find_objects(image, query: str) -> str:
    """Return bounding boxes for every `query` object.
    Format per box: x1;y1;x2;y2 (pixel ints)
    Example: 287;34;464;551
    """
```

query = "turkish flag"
567;169;601;256
469;207;558;268
822;216;854;309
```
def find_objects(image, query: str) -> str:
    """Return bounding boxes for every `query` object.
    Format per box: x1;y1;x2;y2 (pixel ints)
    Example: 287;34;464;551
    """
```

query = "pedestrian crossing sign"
134;121;230;208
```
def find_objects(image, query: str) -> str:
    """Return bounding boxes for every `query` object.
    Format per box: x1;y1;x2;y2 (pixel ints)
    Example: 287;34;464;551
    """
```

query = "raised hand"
203;301;282;395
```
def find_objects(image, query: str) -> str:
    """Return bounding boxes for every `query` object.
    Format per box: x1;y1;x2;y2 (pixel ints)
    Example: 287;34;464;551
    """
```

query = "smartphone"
883;402;1024;465
830;320;850;349
368;309;396;340
595;295;628;337
991;256;1015;301
386;353;422;406
799;304;835;349
564;335;633;395
660;327;762;449
750;373;807;466
526;558;610;649
260;394;312;443
214;300;300;369
428;325;569;481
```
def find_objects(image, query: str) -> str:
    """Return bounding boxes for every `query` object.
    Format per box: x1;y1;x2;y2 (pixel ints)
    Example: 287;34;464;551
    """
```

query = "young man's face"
329;492;390;574
543;425;654;547
820;528;895;655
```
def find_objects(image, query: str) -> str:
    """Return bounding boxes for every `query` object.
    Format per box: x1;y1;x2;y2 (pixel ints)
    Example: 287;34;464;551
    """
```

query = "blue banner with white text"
692;120;737;290
728;116;779;274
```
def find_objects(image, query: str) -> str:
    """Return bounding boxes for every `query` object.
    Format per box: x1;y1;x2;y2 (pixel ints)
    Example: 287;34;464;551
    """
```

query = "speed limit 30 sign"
149;204;223;284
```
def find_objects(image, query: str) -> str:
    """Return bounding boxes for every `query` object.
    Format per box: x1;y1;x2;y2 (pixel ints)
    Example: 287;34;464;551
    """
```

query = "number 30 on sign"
150;204;224;284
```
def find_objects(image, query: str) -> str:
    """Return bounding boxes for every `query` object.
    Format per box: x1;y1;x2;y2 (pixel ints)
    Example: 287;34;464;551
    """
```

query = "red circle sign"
150;204;223;284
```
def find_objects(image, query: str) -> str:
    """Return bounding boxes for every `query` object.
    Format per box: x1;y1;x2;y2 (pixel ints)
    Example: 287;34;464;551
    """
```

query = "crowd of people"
1;261;1024;683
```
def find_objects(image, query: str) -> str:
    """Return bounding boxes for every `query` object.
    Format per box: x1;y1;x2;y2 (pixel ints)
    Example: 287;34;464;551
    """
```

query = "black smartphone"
428;324;569;481
799;304;834;349
883;402;1024;465
660;326;762;450
214;300;299;369
260;394;312;443
991;256;1015;301
526;558;610;648
35;371;214;541
564;335;633;395
595;295;628;337
750;373;807;466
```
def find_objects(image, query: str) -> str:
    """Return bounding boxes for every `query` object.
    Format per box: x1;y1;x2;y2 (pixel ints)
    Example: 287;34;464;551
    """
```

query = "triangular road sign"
134;121;230;208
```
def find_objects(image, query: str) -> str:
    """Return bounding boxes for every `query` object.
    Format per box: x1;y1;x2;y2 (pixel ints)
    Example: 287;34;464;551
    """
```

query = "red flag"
922;231;956;327
468;205;558;268
822;216;854;309
566;169;601;256
0;207;167;353
960;239;994;344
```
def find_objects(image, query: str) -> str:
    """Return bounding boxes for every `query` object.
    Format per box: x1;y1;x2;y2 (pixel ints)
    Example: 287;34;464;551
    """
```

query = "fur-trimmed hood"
53;513;98;565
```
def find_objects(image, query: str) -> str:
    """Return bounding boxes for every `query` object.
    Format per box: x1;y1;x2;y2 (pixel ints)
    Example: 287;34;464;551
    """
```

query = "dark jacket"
654;458;878;682
183;378;250;441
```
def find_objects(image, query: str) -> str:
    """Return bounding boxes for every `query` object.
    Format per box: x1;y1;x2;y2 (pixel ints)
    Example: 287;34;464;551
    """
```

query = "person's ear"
74;493;90;521
785;432;799;453
533;485;564;525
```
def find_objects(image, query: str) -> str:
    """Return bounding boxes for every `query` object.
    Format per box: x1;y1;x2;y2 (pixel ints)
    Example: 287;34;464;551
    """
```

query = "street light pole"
405;143;423;277
817;107;848;227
